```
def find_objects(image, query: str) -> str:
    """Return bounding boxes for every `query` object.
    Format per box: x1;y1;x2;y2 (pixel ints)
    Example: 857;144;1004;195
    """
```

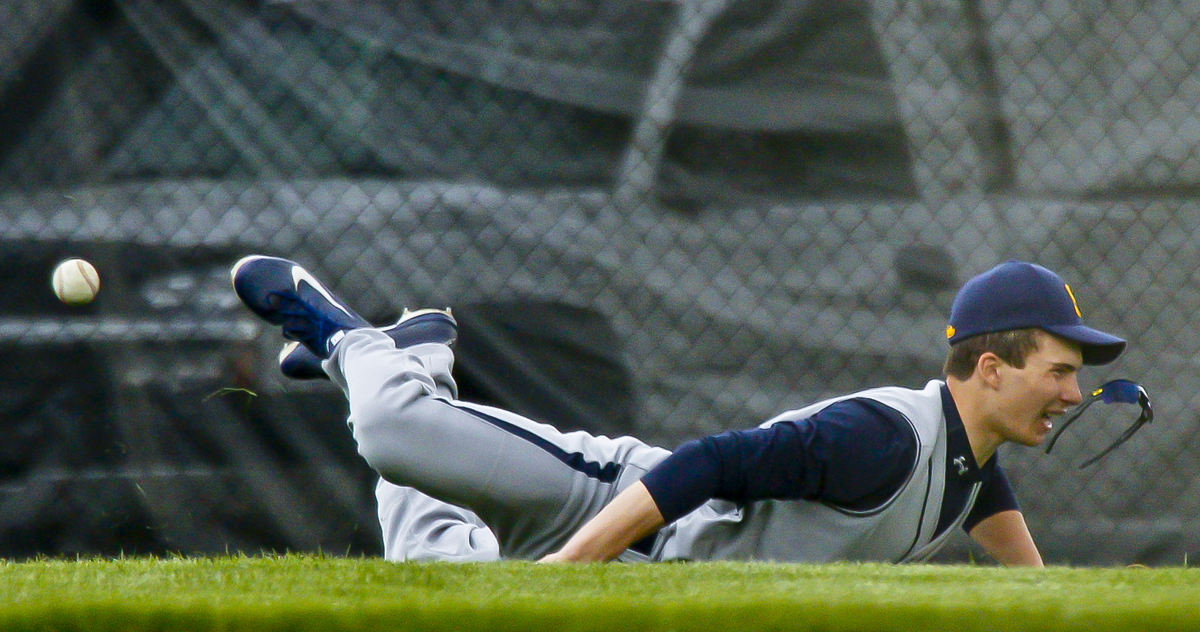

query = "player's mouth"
1039;409;1067;433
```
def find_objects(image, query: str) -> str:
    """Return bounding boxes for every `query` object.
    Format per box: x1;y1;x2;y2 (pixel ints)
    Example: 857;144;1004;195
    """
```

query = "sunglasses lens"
1099;379;1142;405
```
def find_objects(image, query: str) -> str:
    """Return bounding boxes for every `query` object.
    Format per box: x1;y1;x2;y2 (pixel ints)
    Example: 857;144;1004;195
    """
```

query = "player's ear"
975;351;1004;389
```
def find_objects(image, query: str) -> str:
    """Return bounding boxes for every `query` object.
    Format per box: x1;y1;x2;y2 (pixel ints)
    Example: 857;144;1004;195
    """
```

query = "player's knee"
350;394;438;473
353;430;391;475
352;412;402;473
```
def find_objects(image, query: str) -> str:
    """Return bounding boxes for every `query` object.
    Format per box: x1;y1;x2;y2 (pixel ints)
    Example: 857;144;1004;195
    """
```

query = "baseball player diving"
232;257;1126;566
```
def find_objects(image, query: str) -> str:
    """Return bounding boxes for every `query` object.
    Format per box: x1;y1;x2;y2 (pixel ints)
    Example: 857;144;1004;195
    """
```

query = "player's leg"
375;479;500;562
232;255;669;559
277;312;485;561
325;328;669;559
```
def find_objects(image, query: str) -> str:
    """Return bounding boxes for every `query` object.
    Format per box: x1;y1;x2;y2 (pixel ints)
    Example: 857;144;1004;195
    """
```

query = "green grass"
2;555;1198;631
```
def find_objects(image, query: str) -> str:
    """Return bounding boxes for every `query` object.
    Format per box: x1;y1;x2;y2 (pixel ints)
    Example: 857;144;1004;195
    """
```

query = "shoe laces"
267;290;345;351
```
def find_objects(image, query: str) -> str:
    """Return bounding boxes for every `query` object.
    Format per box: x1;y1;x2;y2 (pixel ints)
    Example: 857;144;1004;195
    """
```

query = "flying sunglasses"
1043;379;1153;469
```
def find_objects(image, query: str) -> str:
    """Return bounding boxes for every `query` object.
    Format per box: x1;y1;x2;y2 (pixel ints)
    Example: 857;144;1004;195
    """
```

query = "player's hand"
537;550;573;563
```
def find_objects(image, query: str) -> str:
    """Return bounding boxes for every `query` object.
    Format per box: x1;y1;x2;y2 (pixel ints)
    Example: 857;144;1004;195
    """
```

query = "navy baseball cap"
946;261;1126;365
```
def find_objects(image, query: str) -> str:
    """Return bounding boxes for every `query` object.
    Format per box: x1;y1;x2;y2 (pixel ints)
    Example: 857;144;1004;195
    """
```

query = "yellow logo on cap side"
1064;283;1082;317
946;325;956;339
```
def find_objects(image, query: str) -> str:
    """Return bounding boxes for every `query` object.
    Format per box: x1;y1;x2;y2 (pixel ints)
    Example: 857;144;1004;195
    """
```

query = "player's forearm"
541;481;665;563
967;509;1044;567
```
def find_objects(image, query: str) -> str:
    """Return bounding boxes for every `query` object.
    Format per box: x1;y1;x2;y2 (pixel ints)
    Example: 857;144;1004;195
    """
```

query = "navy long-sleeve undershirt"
641;398;918;524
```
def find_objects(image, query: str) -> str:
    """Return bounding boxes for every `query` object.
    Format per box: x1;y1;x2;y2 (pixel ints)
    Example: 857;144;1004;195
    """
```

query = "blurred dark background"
1;0;1198;565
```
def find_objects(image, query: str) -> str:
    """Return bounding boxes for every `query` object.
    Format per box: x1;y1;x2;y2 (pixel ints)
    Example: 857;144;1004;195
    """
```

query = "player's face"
993;332;1084;447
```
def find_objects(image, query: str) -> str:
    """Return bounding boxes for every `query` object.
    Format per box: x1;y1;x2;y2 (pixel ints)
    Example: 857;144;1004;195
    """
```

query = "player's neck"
945;377;1002;466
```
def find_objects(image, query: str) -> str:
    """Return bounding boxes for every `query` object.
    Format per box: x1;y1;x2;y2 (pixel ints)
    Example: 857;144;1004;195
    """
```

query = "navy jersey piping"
898;453;937;561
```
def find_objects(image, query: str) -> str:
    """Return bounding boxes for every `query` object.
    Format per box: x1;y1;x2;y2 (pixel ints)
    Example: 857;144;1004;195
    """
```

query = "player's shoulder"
844;379;944;418
854;381;945;405
805;397;917;445
763;380;944;428
764;395;923;471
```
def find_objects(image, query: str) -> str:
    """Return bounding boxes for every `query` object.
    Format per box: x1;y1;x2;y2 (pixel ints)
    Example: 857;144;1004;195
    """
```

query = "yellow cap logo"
1064;283;1082;317
945;325;956;339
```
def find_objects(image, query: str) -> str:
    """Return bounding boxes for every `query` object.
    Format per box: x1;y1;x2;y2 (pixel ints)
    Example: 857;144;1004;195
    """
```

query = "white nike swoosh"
291;265;356;318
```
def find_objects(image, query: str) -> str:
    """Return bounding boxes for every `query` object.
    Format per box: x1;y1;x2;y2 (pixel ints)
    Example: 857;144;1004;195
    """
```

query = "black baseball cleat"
231;255;369;358
278;308;458;380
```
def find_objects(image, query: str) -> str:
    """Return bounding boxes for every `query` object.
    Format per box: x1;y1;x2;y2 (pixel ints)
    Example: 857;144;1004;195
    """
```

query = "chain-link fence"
1;0;1198;565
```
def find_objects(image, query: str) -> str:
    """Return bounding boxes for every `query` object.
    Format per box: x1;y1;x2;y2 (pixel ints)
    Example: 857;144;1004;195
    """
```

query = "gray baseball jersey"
657;381;971;562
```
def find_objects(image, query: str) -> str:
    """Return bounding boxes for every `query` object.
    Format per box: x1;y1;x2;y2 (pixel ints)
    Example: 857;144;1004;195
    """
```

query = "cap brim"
1043;324;1127;365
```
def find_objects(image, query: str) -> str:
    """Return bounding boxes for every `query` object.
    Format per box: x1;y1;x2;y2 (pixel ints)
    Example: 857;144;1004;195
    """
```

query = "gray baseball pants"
325;328;671;560
374;480;499;561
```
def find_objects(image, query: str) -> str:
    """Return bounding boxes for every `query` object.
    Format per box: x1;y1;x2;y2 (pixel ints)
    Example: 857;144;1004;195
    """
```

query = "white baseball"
52;258;101;304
